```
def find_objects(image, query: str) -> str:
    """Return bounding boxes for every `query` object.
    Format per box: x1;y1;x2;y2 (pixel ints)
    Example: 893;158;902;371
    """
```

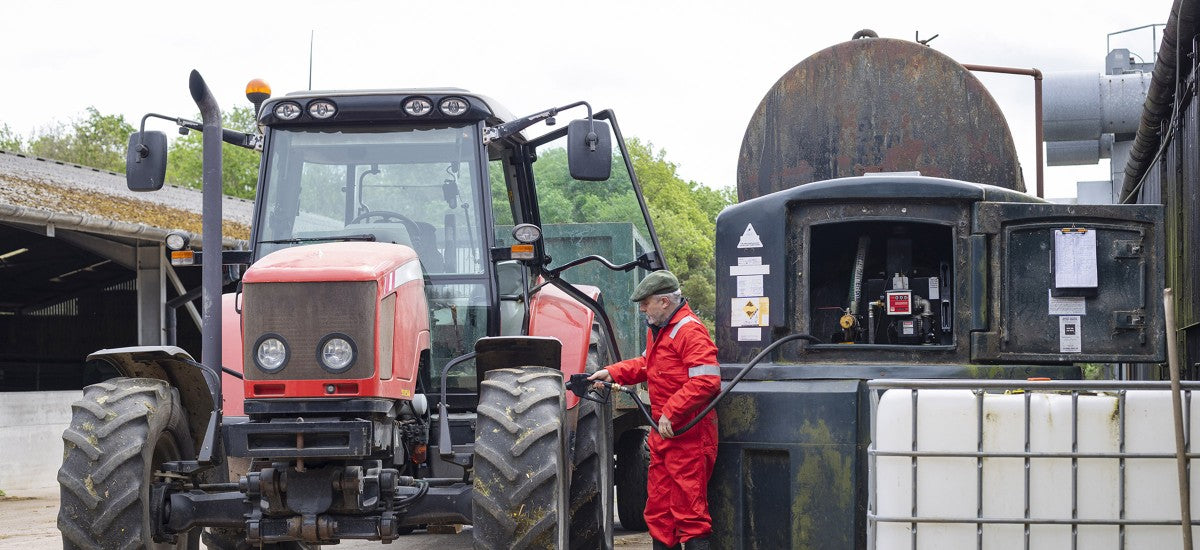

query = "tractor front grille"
242;281;377;380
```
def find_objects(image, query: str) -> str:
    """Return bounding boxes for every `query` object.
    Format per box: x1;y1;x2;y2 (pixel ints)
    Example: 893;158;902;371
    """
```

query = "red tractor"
56;72;661;549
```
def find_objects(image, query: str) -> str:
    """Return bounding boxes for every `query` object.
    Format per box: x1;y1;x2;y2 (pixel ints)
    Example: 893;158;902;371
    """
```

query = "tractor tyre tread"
472;367;565;550
57;377;197;550
615;427;651;532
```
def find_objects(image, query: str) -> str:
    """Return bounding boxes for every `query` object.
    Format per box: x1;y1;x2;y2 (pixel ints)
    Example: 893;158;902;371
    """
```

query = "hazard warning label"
731;297;769;327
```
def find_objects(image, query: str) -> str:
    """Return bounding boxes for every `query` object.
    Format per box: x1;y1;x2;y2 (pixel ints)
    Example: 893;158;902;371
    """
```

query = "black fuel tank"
737;36;1024;200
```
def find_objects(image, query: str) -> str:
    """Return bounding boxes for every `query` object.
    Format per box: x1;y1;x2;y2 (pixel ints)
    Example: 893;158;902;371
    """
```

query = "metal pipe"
1122;0;1193;201
868;379;1200;390
189;70;224;464
849;235;870;316
1166;288;1194;550
963;64;1045;197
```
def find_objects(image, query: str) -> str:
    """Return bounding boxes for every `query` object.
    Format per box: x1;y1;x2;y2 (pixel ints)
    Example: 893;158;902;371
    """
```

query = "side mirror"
125;131;168;191
567;119;612;181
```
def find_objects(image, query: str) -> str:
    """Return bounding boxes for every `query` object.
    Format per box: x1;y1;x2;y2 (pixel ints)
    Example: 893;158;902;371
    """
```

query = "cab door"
970;202;1165;363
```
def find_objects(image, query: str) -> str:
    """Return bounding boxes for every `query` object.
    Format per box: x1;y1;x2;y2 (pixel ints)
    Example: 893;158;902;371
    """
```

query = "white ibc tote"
870;384;1200;550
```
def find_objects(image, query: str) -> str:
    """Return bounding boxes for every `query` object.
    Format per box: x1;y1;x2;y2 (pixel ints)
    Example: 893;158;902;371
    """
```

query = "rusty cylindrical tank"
737;36;1025;201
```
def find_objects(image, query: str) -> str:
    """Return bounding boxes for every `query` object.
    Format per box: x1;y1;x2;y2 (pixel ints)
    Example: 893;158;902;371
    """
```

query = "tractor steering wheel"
349;210;426;249
350;210;417;226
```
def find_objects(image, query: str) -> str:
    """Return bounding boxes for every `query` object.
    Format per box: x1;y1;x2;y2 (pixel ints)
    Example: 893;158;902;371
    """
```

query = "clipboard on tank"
1050;226;1098;297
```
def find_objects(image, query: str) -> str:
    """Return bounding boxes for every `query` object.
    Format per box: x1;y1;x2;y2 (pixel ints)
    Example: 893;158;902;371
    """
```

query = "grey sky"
0;0;1173;199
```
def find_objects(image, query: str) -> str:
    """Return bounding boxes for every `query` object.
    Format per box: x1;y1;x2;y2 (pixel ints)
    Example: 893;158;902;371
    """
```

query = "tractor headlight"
512;223;542;244
318;334;357;373
254;334;289;372
439;97;469;116
273;102;302;121
307;100;337;119
403;98;433;117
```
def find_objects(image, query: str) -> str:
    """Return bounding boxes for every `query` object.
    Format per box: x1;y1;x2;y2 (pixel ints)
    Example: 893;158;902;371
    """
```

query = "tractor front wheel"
57;377;199;549
472;367;567;550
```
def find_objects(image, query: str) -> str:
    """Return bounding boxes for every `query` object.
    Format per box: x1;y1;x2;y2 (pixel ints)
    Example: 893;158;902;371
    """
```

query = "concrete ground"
0;485;653;550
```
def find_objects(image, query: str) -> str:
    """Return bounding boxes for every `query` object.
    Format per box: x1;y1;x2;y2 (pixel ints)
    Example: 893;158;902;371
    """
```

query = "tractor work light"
318;333;357;372
165;232;190;251
308;100;337;119
403;98;433;117
512;223;542;244
170;250;195;266
245;78;272;103
274;102;302;120
254;334;289;372
439;97;469;116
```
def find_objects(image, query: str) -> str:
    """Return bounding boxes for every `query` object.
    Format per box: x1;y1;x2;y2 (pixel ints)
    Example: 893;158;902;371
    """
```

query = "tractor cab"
249;88;664;403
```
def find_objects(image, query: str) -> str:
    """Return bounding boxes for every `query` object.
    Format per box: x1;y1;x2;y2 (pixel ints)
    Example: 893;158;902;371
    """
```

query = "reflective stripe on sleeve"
688;364;720;377
669;316;697;338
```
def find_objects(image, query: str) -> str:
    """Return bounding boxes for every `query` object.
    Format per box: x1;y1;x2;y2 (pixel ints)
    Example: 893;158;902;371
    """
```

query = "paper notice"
1059;316;1082;353
737;327;762;341
737;275;764;297
730;264;770;276
731;297;770;327
738;224;763;248
737;256;762;266
1048;289;1086;315
928;277;940;300
1054;230;1098;288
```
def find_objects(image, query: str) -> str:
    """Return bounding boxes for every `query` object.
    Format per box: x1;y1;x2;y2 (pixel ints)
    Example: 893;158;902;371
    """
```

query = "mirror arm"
483;101;594;144
136;112;258;154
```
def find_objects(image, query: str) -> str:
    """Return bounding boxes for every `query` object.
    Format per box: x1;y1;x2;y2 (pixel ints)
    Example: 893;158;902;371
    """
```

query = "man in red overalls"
589;271;720;550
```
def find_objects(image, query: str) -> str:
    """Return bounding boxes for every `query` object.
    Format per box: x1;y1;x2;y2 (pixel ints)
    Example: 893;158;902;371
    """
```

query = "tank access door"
970;202;1165;364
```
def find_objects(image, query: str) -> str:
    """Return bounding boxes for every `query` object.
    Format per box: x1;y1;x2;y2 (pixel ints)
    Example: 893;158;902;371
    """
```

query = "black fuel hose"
570;333;821;437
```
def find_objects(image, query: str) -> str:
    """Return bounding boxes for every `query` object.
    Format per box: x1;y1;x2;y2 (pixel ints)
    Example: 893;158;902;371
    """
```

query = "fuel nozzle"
567;373;617;405
566;373;596;399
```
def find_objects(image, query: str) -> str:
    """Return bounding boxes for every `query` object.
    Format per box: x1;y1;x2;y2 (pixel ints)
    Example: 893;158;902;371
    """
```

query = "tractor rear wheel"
567;324;612;549
472;367;567;550
615;427;651;531
57;377;199;549
568;398;606;549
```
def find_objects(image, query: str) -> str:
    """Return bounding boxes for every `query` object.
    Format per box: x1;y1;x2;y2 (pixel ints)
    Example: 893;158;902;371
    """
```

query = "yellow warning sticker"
731;297;769;327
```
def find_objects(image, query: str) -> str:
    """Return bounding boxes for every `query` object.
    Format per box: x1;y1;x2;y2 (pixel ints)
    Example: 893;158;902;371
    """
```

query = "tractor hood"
243;242;420;284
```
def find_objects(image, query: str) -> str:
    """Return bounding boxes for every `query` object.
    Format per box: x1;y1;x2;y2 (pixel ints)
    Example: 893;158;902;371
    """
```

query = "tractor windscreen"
257;123;485;276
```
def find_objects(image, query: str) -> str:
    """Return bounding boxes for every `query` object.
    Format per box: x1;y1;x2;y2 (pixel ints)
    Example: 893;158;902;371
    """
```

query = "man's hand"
587;369;612;390
657;414;674;439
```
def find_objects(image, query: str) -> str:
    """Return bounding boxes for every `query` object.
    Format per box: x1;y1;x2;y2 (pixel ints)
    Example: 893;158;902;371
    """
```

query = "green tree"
165;105;261;198
0;123;22;151
628;139;733;329
25;107;133;173
515;137;734;329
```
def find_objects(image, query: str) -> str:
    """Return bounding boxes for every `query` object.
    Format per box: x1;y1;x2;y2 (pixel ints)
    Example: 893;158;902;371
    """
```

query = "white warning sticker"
1059;316;1082;353
737;327;762;341
736;275;764;297
738;224;763;248
730;264;770;276
1048;289;1086;316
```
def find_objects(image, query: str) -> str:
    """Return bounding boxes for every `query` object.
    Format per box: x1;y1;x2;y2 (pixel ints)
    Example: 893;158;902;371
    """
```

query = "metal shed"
0;150;252;391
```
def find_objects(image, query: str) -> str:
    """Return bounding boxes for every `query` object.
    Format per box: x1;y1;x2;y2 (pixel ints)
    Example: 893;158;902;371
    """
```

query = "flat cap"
630;270;680;302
